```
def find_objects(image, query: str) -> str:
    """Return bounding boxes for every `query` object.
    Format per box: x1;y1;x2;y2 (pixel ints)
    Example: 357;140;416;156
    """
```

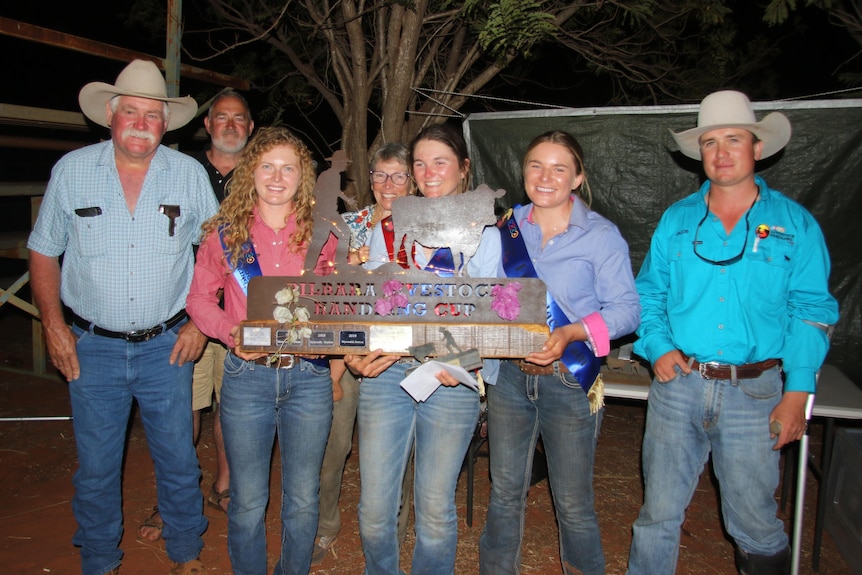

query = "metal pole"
165;0;183;99
791;390;817;575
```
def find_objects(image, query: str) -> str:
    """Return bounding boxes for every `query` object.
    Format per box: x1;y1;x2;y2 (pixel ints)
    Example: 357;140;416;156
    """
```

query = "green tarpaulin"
464;99;862;381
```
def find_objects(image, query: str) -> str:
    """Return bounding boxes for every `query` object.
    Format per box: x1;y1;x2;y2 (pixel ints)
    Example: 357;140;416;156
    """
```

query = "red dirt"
0;311;853;575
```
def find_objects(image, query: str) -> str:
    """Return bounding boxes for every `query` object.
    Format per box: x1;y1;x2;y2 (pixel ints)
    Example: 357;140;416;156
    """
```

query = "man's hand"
45;323;80;382
769;391;810;450
29;252;80;381
170;320;208;366
344;349;399;378
653;350;691;383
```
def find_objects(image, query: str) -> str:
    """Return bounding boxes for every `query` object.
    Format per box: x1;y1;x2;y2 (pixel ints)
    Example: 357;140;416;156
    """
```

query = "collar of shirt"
522;194;589;231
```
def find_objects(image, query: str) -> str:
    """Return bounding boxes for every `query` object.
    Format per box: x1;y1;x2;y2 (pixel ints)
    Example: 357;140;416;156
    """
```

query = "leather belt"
517;360;569;376
252;354;296;369
685;356;780;380
72;310;187;343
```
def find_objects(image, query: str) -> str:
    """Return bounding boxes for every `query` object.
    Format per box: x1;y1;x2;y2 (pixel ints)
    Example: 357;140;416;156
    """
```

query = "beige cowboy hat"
671;90;791;160
78;59;198;131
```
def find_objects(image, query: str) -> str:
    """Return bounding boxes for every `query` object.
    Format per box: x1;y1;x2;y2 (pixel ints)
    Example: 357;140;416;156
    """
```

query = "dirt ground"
0;310;854;575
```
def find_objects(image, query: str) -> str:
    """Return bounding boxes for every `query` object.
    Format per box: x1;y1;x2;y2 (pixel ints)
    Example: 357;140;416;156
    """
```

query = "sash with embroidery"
219;226;262;295
497;209;601;395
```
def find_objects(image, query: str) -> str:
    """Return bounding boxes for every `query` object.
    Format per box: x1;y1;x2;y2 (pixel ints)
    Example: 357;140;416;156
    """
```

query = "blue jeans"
627;365;786;575
220;352;332;575
358;361;479;575
479;360;605;575
69;322;207;575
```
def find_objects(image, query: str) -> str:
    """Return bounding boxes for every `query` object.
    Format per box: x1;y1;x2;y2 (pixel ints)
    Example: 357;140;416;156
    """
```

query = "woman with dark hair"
186;126;333;575
345;123;500;575
479;131;640;575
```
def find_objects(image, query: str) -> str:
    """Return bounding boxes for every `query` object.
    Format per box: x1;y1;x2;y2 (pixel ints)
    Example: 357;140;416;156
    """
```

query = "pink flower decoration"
491;282;522;321
375;280;409;315
374;298;394;316
383;279;404;297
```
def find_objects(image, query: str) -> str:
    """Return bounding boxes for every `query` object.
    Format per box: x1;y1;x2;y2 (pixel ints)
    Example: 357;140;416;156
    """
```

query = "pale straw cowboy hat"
78;59;198;131
671;90;791;160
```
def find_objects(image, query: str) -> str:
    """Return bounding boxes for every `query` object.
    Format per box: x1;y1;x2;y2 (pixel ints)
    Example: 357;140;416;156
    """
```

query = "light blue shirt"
507;198;641;341
28;140;218;332
634;176;839;392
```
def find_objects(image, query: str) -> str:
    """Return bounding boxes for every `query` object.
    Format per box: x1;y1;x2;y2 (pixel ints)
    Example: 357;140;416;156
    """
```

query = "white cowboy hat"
671;90;791;160
78;59;198;131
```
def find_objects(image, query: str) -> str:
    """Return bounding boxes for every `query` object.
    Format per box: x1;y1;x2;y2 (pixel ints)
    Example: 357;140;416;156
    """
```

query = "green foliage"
764;0;836;26
697;0;733;26
465;0;557;58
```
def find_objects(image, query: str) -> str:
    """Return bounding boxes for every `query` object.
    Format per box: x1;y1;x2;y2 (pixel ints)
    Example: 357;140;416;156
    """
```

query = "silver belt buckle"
265;353;296;369
699;361;719;379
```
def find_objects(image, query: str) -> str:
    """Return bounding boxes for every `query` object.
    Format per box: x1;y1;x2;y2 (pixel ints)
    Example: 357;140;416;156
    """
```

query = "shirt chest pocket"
155;204;184;254
745;240;793;305
72;208;107;258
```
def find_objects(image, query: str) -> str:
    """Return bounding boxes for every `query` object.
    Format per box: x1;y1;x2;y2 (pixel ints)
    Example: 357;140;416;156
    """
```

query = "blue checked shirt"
634;176;839;392
28;140;218;332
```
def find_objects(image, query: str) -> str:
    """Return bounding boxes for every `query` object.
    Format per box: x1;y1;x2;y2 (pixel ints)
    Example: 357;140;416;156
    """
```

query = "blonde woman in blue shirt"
480;130;640;575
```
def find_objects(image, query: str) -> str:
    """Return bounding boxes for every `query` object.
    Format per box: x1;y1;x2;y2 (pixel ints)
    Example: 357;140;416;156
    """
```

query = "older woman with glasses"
340;143;413;266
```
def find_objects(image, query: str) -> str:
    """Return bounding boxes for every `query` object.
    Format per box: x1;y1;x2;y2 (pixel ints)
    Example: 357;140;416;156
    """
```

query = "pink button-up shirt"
187;207;332;348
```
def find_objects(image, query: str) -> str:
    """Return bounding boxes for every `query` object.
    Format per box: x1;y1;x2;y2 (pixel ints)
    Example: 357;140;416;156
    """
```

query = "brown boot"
735;546;790;575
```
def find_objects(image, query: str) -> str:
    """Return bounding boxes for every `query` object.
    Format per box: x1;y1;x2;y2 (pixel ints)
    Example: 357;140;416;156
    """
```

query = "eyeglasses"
370;170;410;185
692;195;757;266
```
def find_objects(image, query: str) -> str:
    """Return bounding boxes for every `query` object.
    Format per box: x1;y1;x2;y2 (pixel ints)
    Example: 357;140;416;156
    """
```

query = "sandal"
169;558;205;575
138;505;163;541
206;484;229;514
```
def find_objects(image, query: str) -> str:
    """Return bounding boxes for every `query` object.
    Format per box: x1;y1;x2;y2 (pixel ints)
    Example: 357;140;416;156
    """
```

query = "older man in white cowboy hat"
627;90;839;575
28;59;217;575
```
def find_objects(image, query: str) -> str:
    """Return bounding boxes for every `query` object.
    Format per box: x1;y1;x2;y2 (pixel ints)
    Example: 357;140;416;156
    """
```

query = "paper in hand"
400;361;479;402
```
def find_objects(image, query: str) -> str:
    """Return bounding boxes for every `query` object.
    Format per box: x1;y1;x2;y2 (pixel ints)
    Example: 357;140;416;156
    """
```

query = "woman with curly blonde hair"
187;125;333;575
202;126;317;265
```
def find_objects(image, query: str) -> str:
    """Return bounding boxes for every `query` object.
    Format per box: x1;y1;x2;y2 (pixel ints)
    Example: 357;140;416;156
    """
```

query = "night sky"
2;1;858;185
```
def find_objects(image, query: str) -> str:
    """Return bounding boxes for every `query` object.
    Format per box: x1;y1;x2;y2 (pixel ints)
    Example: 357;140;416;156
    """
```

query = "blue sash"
219;227;262;295
423;247;460;277
497;209;601;393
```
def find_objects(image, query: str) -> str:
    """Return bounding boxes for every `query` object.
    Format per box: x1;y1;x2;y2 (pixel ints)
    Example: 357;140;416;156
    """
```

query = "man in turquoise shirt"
627;90;839;575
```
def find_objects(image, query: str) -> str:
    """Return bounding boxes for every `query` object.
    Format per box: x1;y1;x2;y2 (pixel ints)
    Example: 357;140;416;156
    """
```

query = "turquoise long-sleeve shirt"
634;176;839;393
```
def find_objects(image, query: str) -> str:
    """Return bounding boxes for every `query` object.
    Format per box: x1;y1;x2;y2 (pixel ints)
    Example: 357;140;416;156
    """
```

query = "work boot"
735;545;790;575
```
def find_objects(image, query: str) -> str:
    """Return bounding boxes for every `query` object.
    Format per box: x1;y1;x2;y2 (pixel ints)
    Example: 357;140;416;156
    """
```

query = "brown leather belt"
517;360;569;376
685;356;780;380
252;354;296;369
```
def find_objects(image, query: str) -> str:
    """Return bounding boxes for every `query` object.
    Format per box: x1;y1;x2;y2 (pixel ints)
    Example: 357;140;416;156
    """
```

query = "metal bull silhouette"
390;184;505;275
